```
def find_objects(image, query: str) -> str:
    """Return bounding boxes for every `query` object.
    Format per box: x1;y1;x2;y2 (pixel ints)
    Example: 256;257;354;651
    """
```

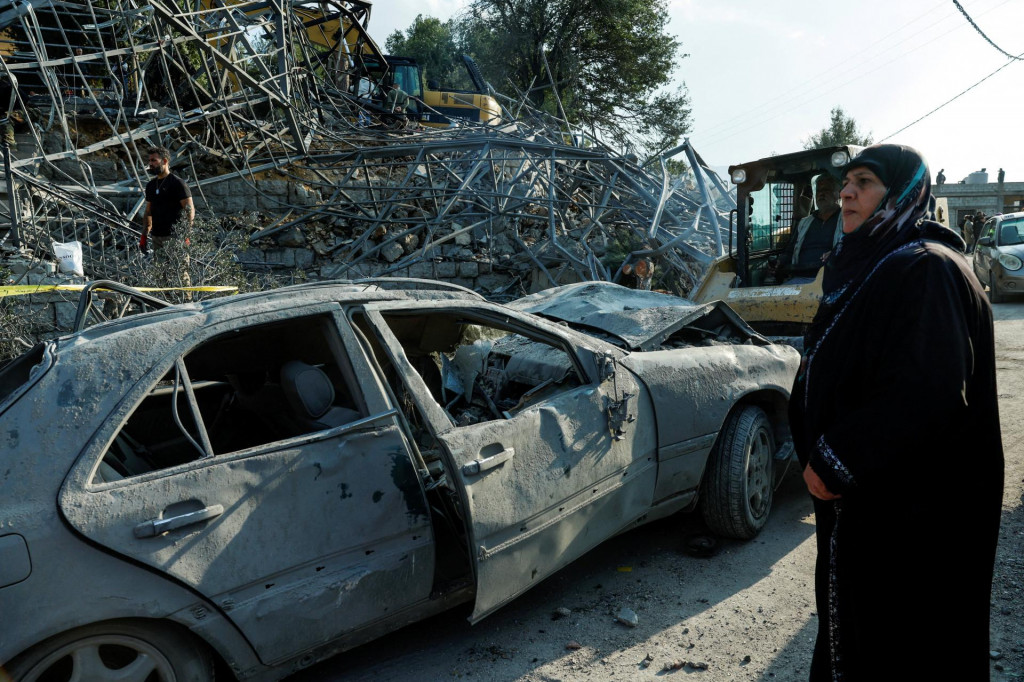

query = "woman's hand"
804;463;841;500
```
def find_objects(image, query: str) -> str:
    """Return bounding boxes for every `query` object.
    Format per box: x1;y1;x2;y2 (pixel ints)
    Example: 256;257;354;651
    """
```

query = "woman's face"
840;167;887;233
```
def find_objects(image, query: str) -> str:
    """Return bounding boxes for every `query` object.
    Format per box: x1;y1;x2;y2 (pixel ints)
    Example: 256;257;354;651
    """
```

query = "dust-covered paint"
0;280;799;680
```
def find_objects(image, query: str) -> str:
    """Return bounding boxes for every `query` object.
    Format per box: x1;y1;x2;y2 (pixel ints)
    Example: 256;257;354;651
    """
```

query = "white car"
0;279;799;682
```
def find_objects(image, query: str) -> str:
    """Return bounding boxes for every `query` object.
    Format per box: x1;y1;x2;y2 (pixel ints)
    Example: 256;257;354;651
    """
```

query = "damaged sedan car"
0;279;799;682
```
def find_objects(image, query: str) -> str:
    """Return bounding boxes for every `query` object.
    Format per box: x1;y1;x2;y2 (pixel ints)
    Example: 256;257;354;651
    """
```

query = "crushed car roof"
508;281;764;351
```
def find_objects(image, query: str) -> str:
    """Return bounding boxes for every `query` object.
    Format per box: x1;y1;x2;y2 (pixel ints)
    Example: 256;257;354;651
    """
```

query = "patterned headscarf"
806;144;963;354
822;144;938;298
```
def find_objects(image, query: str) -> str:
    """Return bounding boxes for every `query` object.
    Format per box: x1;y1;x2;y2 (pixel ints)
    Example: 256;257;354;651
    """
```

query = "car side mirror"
977;236;993;247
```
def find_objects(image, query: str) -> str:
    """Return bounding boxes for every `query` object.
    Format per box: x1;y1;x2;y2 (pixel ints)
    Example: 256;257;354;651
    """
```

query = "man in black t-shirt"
141;145;194;252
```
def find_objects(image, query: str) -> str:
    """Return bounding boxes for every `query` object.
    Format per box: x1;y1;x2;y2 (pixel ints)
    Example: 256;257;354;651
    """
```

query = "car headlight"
831;151;849;167
998;253;1023;271
731;169;747;185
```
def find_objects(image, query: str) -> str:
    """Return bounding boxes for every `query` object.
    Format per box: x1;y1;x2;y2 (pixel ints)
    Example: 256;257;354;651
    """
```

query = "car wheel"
700;405;774;540
6;619;214;682
989;273;1004;304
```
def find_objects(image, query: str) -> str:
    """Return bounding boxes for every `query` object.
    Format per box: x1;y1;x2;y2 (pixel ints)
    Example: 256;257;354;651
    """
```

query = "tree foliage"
466;0;690;154
803;106;873;150
388;0;691;156
386;15;466;88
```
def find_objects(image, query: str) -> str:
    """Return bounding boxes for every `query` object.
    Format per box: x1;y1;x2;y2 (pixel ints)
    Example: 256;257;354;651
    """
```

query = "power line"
699;17;979;149
879;53;1022;141
694;0;1016;152
696;0;1012;148
692;6;950;139
693;0;1011;143
953;0;1023;60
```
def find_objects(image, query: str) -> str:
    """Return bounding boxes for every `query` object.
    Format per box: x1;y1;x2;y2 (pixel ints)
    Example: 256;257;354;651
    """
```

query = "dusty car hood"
998;243;1024;259
509;281;763;351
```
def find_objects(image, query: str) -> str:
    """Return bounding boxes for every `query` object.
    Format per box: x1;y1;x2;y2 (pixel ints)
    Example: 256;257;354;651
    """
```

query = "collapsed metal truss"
0;0;734;296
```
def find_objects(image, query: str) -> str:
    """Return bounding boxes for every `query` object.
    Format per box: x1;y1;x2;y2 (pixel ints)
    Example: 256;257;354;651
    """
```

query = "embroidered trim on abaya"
829;502;845;681
816;436;855;487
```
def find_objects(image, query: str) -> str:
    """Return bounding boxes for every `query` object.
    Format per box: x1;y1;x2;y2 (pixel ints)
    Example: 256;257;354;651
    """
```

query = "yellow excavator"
689;144;951;337
282;1;501;127
201;0;500;127
350;53;501;127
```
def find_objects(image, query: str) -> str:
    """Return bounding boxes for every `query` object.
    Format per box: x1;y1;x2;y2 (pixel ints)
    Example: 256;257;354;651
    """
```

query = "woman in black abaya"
789;144;1004;681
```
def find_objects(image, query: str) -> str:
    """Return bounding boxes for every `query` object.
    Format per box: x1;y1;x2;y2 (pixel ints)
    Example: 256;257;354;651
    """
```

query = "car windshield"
999;218;1024;246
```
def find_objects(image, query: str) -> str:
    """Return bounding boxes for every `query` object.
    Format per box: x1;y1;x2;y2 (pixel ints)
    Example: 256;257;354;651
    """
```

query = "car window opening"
94;314;364;483
349;312;475;595
0;341;53;407
1000;219;1023;246
377;312;583;428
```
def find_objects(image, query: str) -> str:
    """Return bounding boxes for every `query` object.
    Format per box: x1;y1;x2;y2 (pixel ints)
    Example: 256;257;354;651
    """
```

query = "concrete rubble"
0;0;734;309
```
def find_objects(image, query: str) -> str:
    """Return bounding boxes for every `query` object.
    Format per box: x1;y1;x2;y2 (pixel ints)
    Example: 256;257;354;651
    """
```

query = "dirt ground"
291;301;1024;682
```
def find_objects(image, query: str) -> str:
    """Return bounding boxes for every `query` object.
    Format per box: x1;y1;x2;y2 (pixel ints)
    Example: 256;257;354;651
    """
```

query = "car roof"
68;279;483;344
994;212;1024;222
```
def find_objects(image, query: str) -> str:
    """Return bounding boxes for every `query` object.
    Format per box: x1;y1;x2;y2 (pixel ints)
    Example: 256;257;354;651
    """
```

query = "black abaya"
790;229;1003;680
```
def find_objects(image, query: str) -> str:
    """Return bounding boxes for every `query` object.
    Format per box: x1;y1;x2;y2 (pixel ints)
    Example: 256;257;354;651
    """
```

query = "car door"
358;302;657;622
975;219;997;280
59;304;435;665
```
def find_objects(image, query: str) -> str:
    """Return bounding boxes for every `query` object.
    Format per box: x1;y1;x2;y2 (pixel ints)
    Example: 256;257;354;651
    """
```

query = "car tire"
700;405;774;540
989;273;1004;304
6;619;214;682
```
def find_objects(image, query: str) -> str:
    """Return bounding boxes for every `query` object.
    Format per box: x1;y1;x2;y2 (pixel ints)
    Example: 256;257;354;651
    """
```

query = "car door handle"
134;504;225;538
462;448;515;476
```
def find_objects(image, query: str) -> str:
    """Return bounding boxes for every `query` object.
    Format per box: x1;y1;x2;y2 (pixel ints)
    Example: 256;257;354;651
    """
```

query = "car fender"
620;343;798;503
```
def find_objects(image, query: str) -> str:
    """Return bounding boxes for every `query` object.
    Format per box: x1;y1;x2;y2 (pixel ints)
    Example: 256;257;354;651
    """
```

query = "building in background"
934;171;1024;227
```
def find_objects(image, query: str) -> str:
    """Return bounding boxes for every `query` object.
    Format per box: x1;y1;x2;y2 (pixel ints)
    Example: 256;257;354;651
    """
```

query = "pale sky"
374;0;1024;184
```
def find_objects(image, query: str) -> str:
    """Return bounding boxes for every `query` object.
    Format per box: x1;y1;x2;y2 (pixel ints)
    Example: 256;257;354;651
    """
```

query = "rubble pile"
0;0;733;299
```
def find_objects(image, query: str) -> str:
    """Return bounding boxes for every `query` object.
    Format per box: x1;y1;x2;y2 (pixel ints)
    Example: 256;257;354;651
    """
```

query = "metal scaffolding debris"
0;0;734;297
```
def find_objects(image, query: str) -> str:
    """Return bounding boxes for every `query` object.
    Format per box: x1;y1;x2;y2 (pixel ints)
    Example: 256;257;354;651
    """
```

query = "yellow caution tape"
0;285;238;298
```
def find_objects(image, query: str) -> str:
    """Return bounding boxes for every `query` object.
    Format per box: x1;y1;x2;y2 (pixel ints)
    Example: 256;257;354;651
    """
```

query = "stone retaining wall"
2;256;85;334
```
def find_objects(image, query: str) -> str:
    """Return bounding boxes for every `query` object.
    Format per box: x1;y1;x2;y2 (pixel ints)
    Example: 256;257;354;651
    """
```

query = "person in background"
972;211;988;251
790;144;1003;681
962;212;975;252
771;173;840;283
385;81;410;114
935;168;945;185
141;146;194;253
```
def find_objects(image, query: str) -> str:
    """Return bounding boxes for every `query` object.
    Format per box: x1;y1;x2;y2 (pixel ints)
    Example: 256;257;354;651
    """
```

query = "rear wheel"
989;273;1004;304
701;405;775;540
7;620;214;682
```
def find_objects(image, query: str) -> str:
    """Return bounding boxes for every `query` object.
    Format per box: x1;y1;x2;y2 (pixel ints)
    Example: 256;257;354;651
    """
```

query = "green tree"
457;0;691;155
803;106;873;149
386;15;466;89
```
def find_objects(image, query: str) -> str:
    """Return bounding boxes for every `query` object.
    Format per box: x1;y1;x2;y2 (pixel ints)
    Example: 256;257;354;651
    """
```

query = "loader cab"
689;145;863;337
730;146;860;288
